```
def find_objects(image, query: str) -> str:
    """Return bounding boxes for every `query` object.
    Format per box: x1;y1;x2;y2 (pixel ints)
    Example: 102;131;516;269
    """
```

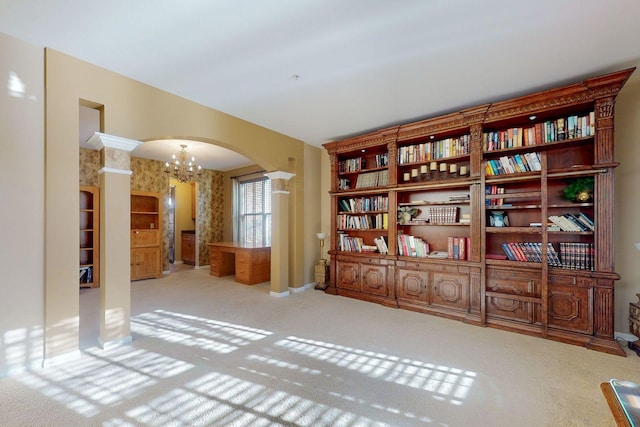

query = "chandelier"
165;144;202;183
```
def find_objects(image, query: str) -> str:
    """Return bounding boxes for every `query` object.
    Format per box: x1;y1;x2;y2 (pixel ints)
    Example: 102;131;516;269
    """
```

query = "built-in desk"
207;242;270;285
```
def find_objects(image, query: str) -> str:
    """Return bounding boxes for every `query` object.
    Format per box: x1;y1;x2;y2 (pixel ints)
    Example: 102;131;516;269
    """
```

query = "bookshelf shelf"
324;67;634;356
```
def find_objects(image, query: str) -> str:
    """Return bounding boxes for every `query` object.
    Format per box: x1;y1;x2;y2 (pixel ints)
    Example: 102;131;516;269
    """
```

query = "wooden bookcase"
80;186;99;288
131;191;163;280
323;68;635;356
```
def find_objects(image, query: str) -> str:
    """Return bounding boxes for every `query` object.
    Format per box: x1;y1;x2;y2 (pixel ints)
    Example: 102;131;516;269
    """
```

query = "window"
235;176;271;246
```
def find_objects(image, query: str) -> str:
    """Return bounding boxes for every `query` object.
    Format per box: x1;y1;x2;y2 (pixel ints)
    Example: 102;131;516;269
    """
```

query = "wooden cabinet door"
182;234;195;265
431;272;469;311
337;261;360;291
396;268;429;304
132;248;161;280
361;264;387;296
548;283;593;335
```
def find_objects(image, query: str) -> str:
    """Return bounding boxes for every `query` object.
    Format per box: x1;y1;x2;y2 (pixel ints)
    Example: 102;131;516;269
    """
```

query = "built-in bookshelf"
324;67;635;356
131;191;163;280
80;186;99;288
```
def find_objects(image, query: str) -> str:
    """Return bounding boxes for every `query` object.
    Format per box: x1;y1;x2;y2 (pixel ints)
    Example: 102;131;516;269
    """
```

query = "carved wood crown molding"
326;68;634;148
469;125;483;141
332;133;398;154
595;98;615;119
397;118;466;141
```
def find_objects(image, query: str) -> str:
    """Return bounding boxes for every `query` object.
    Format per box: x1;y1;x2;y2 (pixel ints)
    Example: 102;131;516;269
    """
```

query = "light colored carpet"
1;268;638;426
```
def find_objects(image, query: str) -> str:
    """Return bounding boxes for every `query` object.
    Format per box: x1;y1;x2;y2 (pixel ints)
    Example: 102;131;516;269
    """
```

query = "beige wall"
42;47;314;363
304;144;324;281
614;72;640;332
0;33;45;375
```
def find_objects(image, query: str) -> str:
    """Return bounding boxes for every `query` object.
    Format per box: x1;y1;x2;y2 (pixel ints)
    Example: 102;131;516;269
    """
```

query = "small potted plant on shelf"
398;206;419;224
562;177;594;202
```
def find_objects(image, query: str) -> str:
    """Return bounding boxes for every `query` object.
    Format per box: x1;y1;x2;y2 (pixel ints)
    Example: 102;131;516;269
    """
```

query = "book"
448;236;454;259
427;251;448;259
577;212;595;231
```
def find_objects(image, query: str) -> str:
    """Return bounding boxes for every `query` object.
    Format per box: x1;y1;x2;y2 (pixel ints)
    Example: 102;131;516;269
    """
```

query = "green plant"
397;206;419;219
562;177;594;201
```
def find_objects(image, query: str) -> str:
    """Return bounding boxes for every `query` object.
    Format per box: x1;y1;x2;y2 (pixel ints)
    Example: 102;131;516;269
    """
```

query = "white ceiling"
3;1;640;170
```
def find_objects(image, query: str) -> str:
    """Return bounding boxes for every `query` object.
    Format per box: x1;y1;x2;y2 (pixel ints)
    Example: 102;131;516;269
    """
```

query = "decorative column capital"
265;171;295;194
87;132;142;175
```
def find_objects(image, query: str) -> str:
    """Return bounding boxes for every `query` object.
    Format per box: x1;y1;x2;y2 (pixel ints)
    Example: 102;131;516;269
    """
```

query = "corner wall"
614;72;640;333
0;33;45;375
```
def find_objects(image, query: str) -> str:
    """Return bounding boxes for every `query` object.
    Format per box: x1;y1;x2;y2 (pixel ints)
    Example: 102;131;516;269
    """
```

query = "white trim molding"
42;350;82;368
87;131;142;152
97;167;133;175
264;171;295;181
270;290;290;298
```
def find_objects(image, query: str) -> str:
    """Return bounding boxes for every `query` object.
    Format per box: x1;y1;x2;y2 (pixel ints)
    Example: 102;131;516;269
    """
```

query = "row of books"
396;235;469;259
447;236;470;260
339;157;365;174
398;234;430;257
337;213;388;230
486;185;506;206
338;195;389;213
485;152;541;176
338;233;376;253
499;241;595;271
425;206;459;224
355;170;389;189
338;178;351;190
501;242;562;266
483;112;595;151
559;242;595;271
548;213;594;232
397;135;471;164
338;153;389;174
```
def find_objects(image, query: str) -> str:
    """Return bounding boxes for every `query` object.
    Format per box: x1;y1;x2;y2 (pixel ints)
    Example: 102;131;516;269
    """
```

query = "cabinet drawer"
487;267;540;297
132;229;160;247
427;263;463;274
486;296;540;325
549;274;596;287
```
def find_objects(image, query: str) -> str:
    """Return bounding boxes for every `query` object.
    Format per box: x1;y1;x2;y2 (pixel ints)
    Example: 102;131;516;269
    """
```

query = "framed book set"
323;68;635;356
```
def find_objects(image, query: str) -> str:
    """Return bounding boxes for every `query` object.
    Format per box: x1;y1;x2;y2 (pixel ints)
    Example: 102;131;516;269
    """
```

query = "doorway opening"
169;179;197;273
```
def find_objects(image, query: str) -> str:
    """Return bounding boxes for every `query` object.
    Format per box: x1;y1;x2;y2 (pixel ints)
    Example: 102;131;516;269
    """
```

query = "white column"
88;132;142;349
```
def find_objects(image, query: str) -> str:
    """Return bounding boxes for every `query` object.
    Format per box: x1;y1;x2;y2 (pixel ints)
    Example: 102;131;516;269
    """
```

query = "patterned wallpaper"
80;148;224;272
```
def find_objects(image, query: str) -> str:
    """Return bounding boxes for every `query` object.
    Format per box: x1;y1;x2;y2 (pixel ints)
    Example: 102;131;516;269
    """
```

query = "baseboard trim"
270;290;290;298
42;350;81;368
98;335;133;350
615;331;638;342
